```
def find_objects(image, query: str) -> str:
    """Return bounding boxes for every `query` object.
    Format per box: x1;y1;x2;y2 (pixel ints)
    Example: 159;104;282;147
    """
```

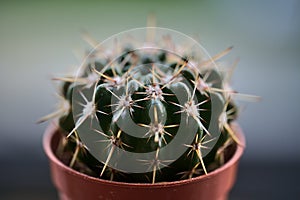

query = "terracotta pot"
43;122;245;200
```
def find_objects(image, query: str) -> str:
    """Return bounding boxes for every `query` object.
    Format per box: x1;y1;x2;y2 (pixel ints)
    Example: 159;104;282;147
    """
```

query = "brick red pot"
43;122;245;200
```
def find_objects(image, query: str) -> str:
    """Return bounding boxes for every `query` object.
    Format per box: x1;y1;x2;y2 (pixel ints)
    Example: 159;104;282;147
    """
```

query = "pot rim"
43;121;245;188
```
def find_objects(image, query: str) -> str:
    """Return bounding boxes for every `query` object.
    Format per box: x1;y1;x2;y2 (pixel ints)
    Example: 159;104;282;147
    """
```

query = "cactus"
40;28;246;184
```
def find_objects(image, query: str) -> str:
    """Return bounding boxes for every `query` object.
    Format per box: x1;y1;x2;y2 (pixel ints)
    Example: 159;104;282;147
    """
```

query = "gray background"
1;0;299;199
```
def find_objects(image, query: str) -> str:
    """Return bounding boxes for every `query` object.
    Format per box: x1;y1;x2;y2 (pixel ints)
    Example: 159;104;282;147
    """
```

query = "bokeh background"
1;0;299;199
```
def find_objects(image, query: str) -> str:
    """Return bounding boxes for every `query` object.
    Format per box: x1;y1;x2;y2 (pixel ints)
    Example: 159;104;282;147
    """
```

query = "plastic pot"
43;122;245;200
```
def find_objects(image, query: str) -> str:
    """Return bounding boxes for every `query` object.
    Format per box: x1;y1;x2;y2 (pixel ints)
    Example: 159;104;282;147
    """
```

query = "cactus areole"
42;28;246;199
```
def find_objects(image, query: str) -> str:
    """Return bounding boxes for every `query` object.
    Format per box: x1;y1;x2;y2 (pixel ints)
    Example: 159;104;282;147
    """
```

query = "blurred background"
1;0;299;199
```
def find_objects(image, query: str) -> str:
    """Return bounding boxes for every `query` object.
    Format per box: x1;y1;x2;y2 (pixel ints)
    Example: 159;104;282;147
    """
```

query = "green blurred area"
0;0;300;166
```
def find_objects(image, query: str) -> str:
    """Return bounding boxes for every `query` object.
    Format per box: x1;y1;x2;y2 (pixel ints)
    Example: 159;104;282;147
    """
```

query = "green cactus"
40;30;244;184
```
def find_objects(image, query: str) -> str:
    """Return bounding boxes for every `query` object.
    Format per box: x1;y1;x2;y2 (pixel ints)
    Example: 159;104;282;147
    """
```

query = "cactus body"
44;28;240;183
